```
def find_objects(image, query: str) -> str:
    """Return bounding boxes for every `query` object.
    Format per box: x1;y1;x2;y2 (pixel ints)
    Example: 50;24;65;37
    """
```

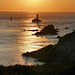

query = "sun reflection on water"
16;18;58;53
23;18;33;23
17;30;51;53
14;19;58;65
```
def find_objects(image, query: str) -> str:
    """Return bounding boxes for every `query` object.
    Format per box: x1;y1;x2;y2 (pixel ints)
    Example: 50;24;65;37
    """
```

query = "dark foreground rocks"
34;24;58;35
0;64;75;75
27;29;38;31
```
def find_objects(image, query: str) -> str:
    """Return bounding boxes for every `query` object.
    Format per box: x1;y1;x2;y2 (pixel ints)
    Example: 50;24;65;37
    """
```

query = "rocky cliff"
23;32;75;63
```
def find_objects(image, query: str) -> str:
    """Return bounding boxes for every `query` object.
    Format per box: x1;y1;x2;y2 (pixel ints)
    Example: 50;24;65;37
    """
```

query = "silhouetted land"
23;31;75;63
0;61;75;75
0;32;75;75
34;24;58;35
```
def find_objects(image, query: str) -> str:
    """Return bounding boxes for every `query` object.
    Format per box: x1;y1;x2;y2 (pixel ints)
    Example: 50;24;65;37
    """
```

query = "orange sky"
0;0;75;12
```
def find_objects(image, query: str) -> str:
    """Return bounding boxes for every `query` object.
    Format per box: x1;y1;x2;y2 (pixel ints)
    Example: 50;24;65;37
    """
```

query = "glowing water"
0;12;75;66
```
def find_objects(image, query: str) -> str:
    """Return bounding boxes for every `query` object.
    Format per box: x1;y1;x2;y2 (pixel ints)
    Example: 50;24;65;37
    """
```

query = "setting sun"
26;0;41;5
25;0;43;11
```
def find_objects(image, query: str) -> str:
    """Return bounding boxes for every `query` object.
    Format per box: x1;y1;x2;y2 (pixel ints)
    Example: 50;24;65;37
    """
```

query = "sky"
0;0;75;12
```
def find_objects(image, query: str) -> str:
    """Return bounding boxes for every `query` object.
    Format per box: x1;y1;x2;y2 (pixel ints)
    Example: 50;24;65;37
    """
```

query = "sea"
0;12;75;66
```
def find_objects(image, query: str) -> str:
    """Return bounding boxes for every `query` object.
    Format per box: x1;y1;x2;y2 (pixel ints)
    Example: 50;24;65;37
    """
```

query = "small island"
34;24;58;35
32;14;42;23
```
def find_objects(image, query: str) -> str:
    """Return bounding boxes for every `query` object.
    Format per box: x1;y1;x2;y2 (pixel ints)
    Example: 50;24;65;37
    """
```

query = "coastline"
22;31;75;63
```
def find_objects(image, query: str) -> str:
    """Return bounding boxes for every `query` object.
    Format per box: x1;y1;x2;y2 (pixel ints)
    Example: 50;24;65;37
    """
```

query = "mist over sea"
0;12;75;66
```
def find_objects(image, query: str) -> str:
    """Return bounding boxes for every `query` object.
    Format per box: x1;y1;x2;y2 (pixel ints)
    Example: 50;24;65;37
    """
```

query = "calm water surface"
0;12;75;66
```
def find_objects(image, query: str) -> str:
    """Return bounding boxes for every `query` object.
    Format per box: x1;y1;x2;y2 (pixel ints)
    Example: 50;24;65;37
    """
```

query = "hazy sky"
0;0;75;12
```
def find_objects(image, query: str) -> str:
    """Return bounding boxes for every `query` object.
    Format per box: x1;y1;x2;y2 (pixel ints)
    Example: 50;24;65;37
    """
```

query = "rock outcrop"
34;24;58;35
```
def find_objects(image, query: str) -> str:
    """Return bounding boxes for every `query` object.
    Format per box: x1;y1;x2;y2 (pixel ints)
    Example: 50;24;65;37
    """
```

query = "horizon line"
0;10;75;13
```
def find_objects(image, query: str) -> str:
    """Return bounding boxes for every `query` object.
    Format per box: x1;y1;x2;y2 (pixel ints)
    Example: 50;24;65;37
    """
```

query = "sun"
27;0;39;4
26;0;42;6
25;0;43;10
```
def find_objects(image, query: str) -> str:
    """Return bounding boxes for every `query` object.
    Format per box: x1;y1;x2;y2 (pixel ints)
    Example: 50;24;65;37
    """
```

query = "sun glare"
25;0;43;11
26;0;41;4
27;0;39;4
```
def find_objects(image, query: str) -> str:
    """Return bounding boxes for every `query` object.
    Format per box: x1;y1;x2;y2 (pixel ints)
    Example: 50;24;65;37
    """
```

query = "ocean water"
0;12;75;66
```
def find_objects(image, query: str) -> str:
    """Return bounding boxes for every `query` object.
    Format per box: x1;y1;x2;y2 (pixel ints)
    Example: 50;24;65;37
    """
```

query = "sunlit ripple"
23;18;33;23
16;29;58;54
13;19;55;53
17;31;50;53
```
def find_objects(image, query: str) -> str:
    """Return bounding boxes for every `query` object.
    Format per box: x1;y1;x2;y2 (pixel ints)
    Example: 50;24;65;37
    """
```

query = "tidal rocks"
34;24;58;35
65;27;69;29
23;29;26;31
